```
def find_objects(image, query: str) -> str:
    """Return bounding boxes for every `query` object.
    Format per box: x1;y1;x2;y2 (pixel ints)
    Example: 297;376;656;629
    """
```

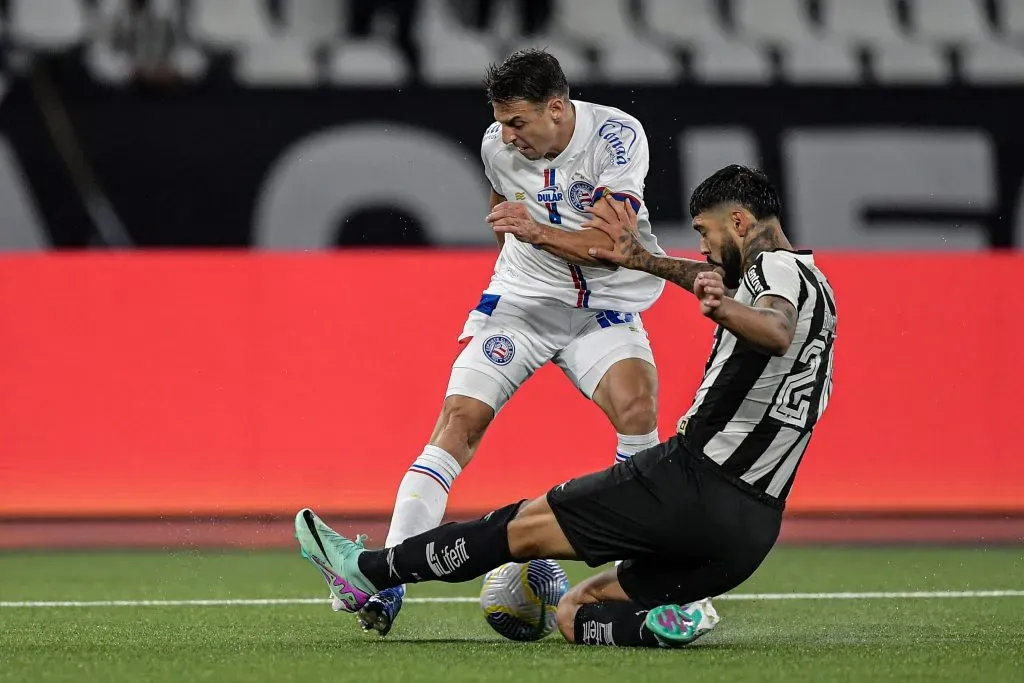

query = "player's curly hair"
689;165;782;220
484;49;570;104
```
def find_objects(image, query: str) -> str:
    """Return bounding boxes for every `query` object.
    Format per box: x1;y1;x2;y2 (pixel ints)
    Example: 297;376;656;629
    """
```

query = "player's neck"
544;102;577;160
741;220;792;267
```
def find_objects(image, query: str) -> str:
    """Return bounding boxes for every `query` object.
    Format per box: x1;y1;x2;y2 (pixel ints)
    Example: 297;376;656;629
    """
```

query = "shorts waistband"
672;432;787;512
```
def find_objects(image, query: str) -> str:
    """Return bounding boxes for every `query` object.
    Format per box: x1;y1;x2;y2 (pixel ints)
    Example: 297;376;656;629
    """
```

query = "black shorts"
546;435;783;609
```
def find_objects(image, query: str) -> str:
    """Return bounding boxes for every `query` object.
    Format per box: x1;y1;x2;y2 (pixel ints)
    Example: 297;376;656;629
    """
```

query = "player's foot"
687;597;720;637
645;598;720;648
294;508;377;613
356;585;406;636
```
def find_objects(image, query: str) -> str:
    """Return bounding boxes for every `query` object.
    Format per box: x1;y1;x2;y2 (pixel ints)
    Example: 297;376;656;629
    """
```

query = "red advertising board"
0;252;1020;517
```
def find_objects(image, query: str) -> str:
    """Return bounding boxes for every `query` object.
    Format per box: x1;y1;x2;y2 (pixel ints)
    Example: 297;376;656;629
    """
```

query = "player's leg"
382;297;556;548
352;393;492;632
552;563;719;648
381;299;553;548
295;494;579;603
298;437;779;643
562;558;728;649
357;295;556;633
613;447;785;647
554;567;657;646
294;441;681;612
592;357;659;460
554;310;660;465
381;394;494;551
556;312;724;635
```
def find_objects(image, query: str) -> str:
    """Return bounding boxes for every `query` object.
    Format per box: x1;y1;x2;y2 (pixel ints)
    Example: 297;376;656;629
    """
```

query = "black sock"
573;601;660;647
358;501;524;588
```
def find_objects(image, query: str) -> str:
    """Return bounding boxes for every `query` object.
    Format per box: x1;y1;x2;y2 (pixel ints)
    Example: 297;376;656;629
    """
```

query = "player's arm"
487;201;616;267
481;124;512;250
584;196;720;292
625;253;719;294
490;190;507;247
531;225;616;267
696;272;797;356
695;251;802;356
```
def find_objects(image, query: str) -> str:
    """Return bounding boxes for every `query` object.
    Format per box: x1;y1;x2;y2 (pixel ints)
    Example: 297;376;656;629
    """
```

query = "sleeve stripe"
592;186;642;212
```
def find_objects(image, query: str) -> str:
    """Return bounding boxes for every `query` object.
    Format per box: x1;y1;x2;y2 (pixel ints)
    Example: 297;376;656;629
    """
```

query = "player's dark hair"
484;49;570;104
689;165;782;220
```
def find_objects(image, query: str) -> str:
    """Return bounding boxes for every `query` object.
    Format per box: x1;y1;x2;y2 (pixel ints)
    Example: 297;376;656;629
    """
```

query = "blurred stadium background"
1;0;1023;550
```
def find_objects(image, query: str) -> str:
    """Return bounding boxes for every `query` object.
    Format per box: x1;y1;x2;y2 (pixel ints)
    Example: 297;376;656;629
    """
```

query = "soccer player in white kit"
350;49;717;637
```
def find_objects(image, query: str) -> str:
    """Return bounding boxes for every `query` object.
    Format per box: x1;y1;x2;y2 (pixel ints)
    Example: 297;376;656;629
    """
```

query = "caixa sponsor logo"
598;120;638;166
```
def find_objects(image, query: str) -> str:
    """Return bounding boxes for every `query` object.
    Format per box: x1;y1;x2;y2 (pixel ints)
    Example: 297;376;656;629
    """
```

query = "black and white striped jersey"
678;249;837;502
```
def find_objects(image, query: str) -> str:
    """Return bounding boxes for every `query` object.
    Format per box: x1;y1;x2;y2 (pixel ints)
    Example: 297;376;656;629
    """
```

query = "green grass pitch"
1;547;1022;682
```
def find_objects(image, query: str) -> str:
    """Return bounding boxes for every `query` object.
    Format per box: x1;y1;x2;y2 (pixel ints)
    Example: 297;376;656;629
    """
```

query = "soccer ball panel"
479;560;570;641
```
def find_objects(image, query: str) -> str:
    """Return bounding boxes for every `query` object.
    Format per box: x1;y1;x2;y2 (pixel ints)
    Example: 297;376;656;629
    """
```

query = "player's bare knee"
507;496;564;559
506;502;544;558
506;520;541;560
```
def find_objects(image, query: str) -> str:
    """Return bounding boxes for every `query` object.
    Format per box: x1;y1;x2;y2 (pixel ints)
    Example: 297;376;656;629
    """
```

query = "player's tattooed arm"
696;270;797;356
487;200;617;267
634;253;719;294
583;195;721;292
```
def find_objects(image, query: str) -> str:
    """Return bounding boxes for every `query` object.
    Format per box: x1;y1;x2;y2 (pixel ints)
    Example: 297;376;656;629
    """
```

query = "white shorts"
446;293;656;412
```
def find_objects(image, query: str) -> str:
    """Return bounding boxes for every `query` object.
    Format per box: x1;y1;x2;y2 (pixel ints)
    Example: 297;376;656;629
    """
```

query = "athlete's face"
693;209;745;290
492;98;565;161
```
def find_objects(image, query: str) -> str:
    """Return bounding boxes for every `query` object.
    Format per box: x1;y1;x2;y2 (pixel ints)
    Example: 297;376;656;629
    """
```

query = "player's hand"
694;271;726;318
487;202;544;244
582;195;648;269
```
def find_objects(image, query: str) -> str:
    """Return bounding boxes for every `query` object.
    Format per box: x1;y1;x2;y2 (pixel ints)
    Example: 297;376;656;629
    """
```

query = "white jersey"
480;100;666;313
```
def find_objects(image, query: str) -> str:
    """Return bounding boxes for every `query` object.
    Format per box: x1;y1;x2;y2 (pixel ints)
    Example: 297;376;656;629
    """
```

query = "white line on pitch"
2;590;1023;608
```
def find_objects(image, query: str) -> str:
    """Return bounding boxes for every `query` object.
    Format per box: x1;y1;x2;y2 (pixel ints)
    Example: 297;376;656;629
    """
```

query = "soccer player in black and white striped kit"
294;165;837;649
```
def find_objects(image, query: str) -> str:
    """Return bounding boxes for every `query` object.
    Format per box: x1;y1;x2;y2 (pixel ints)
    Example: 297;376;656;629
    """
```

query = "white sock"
331;448;459;609
614;429;660;464
384;445;462;548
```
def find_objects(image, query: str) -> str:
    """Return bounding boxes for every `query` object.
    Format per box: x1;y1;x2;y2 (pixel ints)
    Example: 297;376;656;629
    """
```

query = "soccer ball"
479;560;570;641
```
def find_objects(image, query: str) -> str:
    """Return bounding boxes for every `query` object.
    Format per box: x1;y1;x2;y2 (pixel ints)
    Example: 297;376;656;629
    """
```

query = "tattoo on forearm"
612;229;719;292
638;253;718;293
757;297;797;334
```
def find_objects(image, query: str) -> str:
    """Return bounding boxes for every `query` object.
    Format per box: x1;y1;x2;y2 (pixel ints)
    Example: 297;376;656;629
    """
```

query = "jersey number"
769;339;829;429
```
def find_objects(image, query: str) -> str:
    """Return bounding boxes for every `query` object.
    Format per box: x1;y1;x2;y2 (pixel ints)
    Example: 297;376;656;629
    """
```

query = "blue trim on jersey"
592;187;642;213
474;293;501;316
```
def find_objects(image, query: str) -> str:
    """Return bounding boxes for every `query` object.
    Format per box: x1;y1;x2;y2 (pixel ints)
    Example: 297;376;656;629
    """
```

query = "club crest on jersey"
567;180;595;212
482;335;515;366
